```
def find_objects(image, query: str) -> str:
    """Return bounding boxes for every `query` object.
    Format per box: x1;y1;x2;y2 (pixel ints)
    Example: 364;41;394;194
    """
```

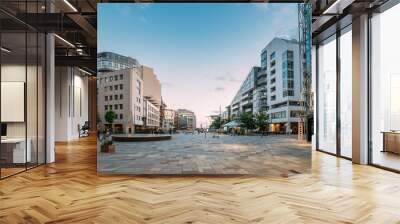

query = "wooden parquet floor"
1;135;400;224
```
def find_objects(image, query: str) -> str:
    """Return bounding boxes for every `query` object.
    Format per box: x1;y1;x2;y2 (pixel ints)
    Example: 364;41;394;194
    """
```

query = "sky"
98;3;299;127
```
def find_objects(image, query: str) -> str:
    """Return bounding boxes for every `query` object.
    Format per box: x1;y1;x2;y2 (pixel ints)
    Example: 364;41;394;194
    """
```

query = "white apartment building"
97;68;144;133
263;38;303;133
228;38;304;133
143;99;160;128
229;67;259;119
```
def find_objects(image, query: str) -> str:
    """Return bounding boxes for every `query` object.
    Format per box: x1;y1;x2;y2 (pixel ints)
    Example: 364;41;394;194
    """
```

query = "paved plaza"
98;133;311;176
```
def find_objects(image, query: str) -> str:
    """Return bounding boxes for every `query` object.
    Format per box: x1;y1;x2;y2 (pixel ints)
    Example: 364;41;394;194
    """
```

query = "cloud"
215;87;225;92
215;73;240;83
228;76;240;82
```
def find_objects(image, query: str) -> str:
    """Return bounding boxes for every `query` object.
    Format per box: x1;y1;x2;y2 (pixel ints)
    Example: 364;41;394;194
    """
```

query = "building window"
114;85;118;90
120;84;123;90
115;95;118;100
288;70;294;79
290;111;304;118
120;114;123;119
288;80;294;89
271;69;276;75
114;104;118;110
104;105;108;110
271;111;286;119
119;104;123;109
105;96;108;101
271;95;276;101
271;78;276;84
136;80;141;95
270;51;275;60
110;95;113;100
270;60;276;67
270;87;276;92
114;75;118;81
109;86;113;91
120;74;123;80
283;90;294;97
120;94;123;99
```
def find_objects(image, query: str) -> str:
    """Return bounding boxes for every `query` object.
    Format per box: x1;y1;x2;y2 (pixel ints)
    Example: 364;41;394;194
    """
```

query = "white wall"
55;67;89;141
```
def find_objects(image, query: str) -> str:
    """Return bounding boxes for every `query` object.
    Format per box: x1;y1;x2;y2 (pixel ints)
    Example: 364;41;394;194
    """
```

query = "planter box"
101;144;116;153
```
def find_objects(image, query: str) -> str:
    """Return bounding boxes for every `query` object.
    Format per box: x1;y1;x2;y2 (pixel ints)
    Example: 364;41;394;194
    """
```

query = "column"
352;14;369;164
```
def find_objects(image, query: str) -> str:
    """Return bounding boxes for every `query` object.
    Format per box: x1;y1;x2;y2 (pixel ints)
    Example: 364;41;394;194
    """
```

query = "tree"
255;112;268;132
211;117;223;129
240;112;255;132
105;110;117;125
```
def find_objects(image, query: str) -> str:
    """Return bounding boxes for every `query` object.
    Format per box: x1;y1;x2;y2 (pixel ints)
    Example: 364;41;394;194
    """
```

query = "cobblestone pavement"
98;133;311;176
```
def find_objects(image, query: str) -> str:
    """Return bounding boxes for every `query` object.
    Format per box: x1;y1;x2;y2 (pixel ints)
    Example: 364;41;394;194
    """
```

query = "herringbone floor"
1;135;400;223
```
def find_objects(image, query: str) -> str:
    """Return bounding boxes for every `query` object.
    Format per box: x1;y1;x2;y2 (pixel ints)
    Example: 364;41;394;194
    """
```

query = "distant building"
162;108;175;130
97;52;163;132
229;66;261;119
97;68;144;133
142;66;162;107
97;52;140;72
176;109;196;130
208;114;221;129
159;99;167;127
143;99;160;129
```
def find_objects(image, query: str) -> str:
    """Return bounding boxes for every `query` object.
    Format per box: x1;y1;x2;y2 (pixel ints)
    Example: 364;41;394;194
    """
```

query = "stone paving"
98;133;311;176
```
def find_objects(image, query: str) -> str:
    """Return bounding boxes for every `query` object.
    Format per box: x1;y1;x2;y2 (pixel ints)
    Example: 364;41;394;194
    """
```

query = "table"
382;131;400;154
1;138;31;164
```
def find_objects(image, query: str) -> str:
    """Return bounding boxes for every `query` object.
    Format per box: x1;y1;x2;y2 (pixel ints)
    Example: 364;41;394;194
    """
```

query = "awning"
223;120;241;128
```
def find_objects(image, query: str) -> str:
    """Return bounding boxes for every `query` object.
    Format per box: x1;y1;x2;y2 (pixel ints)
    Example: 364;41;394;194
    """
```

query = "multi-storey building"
97;52;140;72
263;38;303;133
228;38;304;133
142;66;162;107
143;99;160;129
229;66;260;119
176;109;196;130
98;52;162;132
97;68;144;133
162;109;176;131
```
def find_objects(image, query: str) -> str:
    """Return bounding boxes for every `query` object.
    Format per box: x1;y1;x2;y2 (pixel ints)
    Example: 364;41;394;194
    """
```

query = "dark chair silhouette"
79;121;90;138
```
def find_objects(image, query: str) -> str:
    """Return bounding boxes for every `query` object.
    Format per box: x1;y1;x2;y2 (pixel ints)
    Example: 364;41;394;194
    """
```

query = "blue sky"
98;3;299;127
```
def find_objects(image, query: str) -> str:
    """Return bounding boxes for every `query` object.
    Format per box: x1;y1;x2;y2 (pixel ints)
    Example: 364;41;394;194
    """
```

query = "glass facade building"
97;52;140;72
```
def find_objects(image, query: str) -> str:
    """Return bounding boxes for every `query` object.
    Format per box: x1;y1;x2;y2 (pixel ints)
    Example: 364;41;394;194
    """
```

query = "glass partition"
1;30;28;177
0;2;46;179
370;3;400;171
317;35;337;154
339;26;352;158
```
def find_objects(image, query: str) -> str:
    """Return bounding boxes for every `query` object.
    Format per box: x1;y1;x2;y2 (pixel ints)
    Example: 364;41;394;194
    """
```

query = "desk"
1;138;31;164
382;131;400;154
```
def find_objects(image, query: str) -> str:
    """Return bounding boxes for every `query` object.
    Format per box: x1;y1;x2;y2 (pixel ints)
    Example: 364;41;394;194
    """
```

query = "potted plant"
105;110;117;132
101;140;116;153
101;111;117;153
